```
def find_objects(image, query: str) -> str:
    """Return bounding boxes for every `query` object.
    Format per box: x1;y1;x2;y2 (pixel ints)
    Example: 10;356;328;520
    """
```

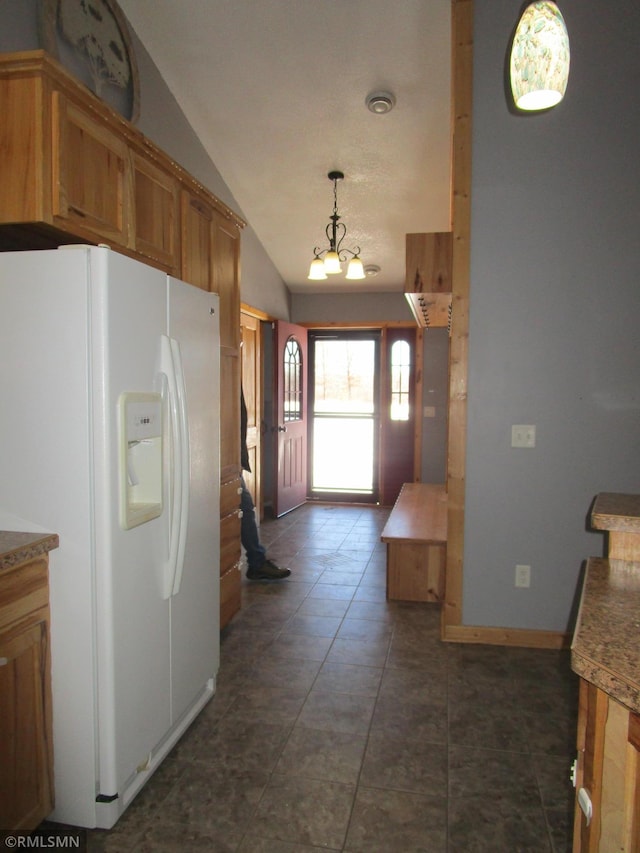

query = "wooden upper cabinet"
52;91;130;245
212;213;241;352
405;232;453;293
53;95;180;269
181;190;241;351
181;190;214;291
405;232;453;330
0;70;47;224
132;154;180;273
0;51;243;278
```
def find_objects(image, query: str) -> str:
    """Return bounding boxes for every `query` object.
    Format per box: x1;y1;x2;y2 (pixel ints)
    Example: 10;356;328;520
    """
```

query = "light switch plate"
511;424;536;448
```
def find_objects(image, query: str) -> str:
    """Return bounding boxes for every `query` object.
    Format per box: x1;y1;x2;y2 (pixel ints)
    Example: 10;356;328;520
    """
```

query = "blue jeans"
240;475;266;571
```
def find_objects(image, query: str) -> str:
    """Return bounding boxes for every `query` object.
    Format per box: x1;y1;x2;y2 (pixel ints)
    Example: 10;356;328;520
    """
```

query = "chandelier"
308;171;365;280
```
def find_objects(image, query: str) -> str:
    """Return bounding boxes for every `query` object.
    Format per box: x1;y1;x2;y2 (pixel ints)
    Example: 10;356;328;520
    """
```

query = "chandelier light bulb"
308;257;327;280
345;256;365;280
323;251;342;274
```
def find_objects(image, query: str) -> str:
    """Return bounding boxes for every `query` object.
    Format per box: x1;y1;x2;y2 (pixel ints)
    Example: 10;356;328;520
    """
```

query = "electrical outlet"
515;564;531;588
511;424;536;448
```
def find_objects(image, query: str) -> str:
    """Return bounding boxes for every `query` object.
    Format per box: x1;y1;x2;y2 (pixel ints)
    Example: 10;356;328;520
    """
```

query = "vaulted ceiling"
119;1;452;293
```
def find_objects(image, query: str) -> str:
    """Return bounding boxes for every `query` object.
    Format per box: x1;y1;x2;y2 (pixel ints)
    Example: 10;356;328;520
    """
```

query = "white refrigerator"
0;246;220;828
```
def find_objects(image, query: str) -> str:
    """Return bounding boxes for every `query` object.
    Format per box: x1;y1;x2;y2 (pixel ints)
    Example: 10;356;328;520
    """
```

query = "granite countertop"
571;556;640;714
591;492;640;533
0;530;59;572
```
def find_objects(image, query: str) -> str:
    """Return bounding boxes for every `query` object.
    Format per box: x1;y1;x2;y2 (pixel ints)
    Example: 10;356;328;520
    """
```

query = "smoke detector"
364;264;381;277
365;91;396;115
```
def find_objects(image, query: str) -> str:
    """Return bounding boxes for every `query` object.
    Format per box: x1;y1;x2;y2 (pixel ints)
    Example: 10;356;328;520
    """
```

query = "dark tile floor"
78;503;579;851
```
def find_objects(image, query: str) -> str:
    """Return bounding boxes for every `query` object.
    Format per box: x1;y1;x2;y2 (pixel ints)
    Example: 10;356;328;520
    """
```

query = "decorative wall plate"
39;0;140;123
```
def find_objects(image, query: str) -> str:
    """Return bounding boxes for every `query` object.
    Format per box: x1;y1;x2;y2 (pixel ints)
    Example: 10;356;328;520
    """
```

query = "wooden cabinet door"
219;475;242;629
180;190;214;291
220;354;241;485
51;91;131;245
0;72;44;224
211;210;241;483
0;618;53;831
212;213;241;351
0;557;53;833
132;153;180;272
405;232;452;293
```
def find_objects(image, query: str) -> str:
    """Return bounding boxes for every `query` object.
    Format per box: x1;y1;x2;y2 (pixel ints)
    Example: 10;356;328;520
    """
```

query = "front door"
308;330;381;502
274;320;308;516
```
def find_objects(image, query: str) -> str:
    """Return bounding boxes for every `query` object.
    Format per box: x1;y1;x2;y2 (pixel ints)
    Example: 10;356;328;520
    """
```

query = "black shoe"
246;559;291;580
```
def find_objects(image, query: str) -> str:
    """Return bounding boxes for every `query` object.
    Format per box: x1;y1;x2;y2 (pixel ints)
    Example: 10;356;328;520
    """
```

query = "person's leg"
240;475;266;571
240;475;291;580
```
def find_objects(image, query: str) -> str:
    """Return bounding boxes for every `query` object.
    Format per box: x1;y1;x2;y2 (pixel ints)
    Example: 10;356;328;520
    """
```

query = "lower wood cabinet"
220;477;242;629
0;551;55;831
573;679;640;851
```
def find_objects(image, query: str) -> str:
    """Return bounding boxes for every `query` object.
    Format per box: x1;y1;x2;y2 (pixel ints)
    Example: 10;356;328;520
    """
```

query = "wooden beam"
442;0;473;635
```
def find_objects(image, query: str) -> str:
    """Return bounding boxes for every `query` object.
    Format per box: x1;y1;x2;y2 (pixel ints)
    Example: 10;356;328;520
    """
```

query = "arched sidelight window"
283;335;303;422
390;339;411;421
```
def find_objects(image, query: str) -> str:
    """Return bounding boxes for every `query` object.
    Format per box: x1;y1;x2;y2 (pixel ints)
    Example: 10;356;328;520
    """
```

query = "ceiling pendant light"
308;171;365;281
510;2;570;111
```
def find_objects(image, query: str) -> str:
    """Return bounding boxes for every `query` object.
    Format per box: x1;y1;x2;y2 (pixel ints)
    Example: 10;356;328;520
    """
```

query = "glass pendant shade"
308;257;327;280
323;251;342;274
345;256;365;280
510;2;570;111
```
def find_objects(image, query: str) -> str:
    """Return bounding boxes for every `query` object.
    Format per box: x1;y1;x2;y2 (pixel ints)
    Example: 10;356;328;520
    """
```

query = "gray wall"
291;291;414;325
0;1;38;49
463;0;640;633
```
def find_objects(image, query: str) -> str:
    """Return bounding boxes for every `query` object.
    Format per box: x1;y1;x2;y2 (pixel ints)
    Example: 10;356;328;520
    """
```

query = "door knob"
277;425;287;433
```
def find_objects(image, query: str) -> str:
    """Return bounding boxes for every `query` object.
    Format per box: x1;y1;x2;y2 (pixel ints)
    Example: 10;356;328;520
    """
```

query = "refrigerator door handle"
169;335;190;596
159;335;191;599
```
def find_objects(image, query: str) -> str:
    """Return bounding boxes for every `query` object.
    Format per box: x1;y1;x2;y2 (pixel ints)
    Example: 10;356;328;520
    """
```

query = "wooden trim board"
443;623;571;649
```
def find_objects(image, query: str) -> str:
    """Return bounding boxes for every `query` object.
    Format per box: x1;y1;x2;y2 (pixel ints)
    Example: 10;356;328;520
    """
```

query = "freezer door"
167;277;220;723
0;249;100;827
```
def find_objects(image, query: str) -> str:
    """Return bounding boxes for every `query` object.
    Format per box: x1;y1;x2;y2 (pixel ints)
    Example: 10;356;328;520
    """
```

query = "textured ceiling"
119;0;452;293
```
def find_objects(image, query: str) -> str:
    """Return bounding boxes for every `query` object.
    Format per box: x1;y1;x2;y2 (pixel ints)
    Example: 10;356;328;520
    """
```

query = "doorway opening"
308;330;381;503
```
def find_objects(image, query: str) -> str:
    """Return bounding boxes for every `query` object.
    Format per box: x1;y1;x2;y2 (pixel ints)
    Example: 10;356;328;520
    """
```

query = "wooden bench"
381;483;447;602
